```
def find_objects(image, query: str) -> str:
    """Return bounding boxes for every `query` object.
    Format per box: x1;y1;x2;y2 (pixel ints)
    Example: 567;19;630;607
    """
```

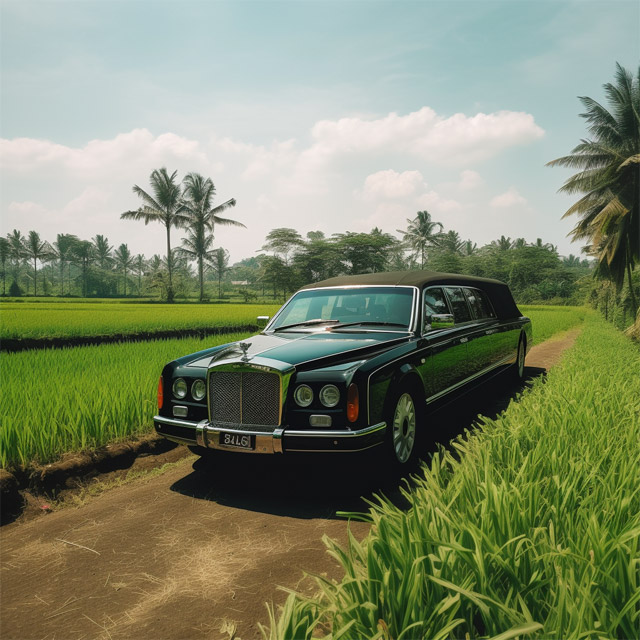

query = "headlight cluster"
293;384;340;408
172;378;206;401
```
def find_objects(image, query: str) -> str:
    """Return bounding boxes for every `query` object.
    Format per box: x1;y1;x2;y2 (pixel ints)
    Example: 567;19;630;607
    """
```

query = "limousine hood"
184;330;409;370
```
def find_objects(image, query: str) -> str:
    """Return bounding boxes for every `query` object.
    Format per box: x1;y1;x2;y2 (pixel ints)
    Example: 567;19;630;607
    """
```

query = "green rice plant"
0;302;281;340
0;332;251;468
519;305;587;344
263;311;639;639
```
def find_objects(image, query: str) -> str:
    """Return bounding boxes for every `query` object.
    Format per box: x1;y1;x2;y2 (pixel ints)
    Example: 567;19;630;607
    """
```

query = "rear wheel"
514;336;526;381
385;386;423;466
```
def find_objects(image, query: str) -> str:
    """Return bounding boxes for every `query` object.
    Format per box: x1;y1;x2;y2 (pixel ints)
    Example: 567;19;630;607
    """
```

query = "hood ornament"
208;341;252;367
239;342;252;362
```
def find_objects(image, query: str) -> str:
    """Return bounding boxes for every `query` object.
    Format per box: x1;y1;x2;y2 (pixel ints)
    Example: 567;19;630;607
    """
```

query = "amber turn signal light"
347;383;359;422
157;376;164;410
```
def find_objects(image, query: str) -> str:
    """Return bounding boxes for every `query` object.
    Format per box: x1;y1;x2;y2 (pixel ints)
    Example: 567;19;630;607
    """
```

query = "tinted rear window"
444;287;472;323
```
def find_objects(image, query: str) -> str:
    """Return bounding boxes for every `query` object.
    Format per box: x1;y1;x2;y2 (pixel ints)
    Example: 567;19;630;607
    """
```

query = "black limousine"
154;271;532;465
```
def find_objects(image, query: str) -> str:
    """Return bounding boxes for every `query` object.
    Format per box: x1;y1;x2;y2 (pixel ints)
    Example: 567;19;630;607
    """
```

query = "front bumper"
153;416;386;454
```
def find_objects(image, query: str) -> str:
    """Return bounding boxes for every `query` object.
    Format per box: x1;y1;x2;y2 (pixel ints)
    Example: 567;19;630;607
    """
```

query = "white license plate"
219;432;255;450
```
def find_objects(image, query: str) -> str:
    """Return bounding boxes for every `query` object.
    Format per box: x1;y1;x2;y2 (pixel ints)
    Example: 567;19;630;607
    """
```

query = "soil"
0;330;580;640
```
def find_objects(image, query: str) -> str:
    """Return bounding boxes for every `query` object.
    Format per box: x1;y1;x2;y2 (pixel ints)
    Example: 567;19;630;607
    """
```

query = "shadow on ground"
170;365;546;519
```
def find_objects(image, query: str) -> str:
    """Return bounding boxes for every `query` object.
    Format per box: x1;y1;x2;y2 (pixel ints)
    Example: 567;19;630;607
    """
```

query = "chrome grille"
208;368;281;431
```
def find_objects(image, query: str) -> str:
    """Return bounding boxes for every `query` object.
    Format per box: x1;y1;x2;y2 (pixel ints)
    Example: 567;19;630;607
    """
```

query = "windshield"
270;287;415;331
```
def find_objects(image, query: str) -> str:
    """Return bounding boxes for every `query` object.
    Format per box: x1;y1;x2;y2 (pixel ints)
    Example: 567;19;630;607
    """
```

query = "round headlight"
319;384;340;408
294;384;313;407
173;378;187;399
191;379;206;401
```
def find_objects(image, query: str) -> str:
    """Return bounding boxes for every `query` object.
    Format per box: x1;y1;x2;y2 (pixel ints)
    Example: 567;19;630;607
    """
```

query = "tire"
513;336;526;381
385;386;423;466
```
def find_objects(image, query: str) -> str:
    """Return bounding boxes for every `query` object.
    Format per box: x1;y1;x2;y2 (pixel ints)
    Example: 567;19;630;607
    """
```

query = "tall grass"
0;302;280;340
0;333;251;468
519;305;586;344
262;312;640;639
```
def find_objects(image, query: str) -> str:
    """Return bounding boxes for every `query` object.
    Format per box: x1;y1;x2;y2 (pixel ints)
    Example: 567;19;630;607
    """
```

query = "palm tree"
547;63;639;315
114;244;134;296
51;234;79;295
179;172;243;302
208;247;230;298
133;254;146;295
491;235;513;252
23;231;51;296
92;235;114;271
396;210;443;268
7;230;26;288
435;230;465;255
71;240;94;297
0;238;9;295
121;168;188;302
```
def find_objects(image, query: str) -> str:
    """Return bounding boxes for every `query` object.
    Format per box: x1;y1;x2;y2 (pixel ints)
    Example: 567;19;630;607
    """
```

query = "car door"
462;286;501;375
422;286;470;400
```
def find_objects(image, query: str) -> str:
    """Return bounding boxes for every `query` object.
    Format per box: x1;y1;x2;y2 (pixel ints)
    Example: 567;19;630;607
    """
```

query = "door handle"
460;337;468;343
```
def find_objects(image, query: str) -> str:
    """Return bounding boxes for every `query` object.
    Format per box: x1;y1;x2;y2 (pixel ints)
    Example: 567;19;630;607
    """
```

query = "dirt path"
0;330;580;640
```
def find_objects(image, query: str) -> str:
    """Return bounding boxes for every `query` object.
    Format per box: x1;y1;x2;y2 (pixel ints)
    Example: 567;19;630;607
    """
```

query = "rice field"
0;302;281;340
0;332;252;468
262;311;640;639
0;306;585;469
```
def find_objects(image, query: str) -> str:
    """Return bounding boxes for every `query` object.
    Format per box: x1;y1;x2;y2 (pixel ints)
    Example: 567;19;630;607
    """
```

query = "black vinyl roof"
300;270;522;320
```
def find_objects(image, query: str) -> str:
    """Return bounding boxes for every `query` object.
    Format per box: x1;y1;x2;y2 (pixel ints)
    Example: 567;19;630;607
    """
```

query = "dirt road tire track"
0;330;579;640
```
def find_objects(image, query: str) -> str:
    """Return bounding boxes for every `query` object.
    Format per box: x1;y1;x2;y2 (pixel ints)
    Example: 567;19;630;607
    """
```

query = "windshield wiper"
273;319;340;332
329;321;408;330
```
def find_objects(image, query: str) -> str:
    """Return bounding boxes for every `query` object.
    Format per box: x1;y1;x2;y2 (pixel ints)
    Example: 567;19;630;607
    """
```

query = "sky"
1;0;639;265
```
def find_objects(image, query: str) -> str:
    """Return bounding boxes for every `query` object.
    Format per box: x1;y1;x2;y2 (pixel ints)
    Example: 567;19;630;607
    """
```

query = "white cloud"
306;107;544;166
360;169;425;200
415;190;462;213
458;170;483;191
490;187;527;208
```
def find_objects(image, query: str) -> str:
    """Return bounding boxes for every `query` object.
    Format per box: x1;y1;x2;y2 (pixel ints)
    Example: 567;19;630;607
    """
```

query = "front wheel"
387;389;421;465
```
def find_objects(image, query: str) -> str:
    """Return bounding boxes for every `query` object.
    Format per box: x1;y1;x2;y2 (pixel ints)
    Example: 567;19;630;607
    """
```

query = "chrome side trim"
286;442;384;453
284;422;386;438
425;354;513;404
155;415;199;429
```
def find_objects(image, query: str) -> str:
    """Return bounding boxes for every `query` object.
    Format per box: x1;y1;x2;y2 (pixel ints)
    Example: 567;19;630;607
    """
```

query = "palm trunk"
166;224;174;303
218;274;222;298
626;240;637;317
199;256;204;302
59;261;64;295
123;266;127;296
33;258;37;296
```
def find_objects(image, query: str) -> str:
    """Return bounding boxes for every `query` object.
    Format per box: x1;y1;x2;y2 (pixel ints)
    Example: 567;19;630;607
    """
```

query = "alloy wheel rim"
392;393;416;463
518;343;525;378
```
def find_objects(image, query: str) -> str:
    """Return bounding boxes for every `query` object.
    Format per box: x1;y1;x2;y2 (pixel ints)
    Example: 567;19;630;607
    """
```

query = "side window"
464;287;495;320
444;287;472;323
423;287;450;332
475;289;496;319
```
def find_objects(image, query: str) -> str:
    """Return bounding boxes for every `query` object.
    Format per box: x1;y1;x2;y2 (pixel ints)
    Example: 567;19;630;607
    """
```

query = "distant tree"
334;229;398;274
397;210;443;268
51;234;79;295
114;244;134;296
22;231;51;296
7;230;26;288
71;240;94;297
208;247;230;298
462;240;478;256
0;237;9;295
261;228;304;266
121;168;189;302
547;63;639;315
133;254;146;295
434;230;465;255
491;235;513;252
92;235;114;270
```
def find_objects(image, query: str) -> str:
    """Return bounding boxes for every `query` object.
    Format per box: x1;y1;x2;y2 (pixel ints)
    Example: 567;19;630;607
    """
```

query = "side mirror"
429;313;455;330
257;315;270;329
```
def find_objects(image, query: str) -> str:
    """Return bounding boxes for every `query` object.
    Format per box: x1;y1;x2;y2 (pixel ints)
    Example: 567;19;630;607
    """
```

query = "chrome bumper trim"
283;422;386;438
154;416;386;454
